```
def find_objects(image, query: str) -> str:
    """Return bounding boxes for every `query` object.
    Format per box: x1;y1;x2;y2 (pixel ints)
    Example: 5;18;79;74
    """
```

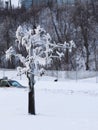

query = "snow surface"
0;71;98;130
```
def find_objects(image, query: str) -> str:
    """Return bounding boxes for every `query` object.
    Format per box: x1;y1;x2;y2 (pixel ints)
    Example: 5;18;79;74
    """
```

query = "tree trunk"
84;38;89;70
65;48;69;71
49;8;62;43
27;73;35;115
28;87;35;115
85;47;89;70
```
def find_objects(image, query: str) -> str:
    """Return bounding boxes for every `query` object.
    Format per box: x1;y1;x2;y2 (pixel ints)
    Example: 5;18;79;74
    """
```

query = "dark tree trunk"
49;8;62;43
28;87;35;114
27;73;35;115
83;35;89;70
85;46;89;70
81;24;89;70
65;48;69;71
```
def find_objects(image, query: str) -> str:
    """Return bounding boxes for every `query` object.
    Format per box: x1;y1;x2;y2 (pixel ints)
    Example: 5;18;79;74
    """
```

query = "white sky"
4;0;19;7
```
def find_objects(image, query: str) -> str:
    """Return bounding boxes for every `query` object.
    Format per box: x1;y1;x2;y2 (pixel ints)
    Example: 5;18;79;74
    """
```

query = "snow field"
0;73;98;130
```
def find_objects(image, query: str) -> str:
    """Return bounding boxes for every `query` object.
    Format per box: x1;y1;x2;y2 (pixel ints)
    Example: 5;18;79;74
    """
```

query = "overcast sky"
4;0;19;7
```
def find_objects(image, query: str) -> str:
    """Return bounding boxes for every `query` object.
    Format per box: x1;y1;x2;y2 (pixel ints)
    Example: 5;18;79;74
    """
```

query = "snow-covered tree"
16;25;75;72
5;24;75;115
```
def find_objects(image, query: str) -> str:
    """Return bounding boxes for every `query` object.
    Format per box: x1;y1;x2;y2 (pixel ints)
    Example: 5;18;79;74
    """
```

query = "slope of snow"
0;71;98;130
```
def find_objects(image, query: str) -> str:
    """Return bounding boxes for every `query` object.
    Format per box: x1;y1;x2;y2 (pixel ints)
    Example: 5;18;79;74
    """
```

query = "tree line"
0;0;98;71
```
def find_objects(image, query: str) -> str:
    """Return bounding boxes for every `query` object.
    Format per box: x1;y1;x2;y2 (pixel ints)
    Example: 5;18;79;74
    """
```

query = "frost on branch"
16;25;54;68
5;24;75;74
5;46;16;60
63;40;76;52
15;25;54;76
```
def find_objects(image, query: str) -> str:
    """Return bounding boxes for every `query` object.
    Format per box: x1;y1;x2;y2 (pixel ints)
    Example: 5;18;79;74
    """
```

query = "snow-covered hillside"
0;71;98;130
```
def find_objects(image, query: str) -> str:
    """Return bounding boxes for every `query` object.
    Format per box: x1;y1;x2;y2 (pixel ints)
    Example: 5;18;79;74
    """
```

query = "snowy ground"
0;72;98;130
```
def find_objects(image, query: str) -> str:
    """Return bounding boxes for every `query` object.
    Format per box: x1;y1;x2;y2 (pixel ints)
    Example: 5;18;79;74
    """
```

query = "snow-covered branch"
5;25;75;77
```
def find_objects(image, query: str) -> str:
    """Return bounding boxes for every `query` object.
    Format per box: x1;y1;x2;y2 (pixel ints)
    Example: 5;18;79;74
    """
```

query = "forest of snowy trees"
0;0;98;71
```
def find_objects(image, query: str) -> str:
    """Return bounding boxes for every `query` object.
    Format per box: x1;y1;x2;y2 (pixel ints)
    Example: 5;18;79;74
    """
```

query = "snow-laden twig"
6;25;75;77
